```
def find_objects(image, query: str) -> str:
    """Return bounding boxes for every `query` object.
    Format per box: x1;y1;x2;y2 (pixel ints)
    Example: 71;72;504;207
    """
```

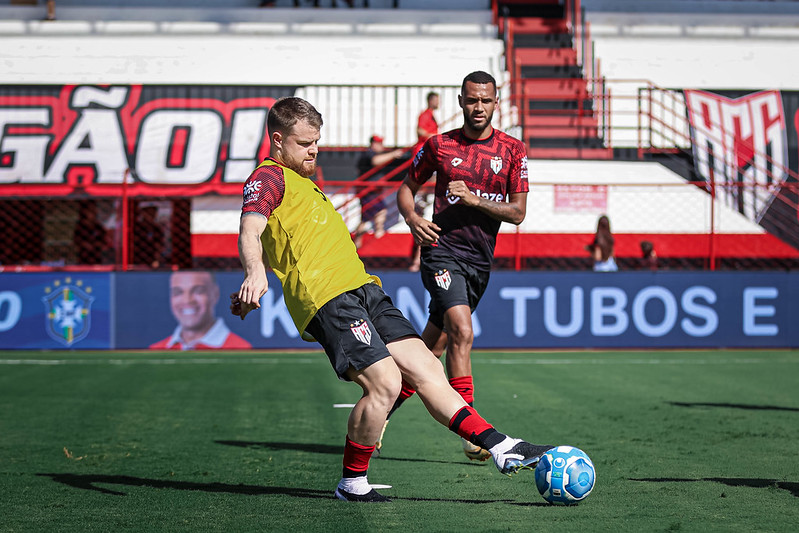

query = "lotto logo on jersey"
350;319;372;345
434;269;451;290
243;180;262;204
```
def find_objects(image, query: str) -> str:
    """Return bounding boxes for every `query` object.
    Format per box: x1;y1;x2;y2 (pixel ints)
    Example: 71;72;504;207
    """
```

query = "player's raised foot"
461;437;491;462
372;420;389;458
334;487;392;503
492;439;554;476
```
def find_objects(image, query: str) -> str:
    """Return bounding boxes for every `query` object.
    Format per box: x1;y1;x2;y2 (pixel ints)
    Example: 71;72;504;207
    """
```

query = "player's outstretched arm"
449;181;527;225
398;178;441;245
234;213;269;320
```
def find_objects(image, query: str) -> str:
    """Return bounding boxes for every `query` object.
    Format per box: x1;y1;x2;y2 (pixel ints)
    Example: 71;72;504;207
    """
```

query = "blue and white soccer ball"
534;445;595;505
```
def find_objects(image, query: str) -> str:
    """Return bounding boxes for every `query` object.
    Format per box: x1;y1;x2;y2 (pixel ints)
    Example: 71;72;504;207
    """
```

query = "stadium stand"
1;0;797;271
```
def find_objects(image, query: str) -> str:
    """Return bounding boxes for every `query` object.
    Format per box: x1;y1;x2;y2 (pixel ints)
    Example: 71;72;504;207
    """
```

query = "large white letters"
0;108;51;183
498;284;724;339
631;287;678;337
681;287;718;337
591;287;628;336
137;109;222;183
743;287;778;336
259;291;298;338
0;291;22;332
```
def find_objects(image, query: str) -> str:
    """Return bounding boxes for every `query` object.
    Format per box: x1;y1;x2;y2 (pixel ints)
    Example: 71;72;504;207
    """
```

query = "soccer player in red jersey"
390;71;530;461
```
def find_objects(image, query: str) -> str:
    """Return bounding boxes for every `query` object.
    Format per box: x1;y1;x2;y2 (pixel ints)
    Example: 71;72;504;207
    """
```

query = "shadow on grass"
36;473;331;498
668;401;799;412
37;473;539;504
631;477;799;497
214;440;472;465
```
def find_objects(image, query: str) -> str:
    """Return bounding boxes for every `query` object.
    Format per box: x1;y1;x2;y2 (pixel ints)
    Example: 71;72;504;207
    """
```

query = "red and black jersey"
241;158;286;219
408;128;529;269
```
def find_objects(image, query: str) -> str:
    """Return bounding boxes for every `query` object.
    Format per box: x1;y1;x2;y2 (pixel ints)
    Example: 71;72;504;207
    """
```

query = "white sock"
337;475;371;495
489;436;521;459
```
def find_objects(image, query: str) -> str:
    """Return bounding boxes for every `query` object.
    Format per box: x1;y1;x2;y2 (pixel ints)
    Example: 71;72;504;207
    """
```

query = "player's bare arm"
233;212;269;320
398;177;441;244
448;180;527;225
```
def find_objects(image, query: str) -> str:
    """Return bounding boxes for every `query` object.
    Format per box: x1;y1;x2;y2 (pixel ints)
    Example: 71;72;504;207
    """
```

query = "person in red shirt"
389;71;529;461
409;92;440;270
150;271;251;350
416;91;440;148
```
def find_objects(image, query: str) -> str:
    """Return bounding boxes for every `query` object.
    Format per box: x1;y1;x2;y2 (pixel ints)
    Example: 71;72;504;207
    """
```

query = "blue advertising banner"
3;270;797;350
114;271;308;350
0;273;111;349
380;271;799;349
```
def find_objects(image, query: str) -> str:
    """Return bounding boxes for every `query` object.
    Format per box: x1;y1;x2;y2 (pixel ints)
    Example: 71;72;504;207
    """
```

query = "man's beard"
464;111;493;133
287;158;316;178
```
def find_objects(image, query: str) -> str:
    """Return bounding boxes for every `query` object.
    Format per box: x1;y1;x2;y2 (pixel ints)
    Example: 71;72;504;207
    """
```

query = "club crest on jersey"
350;319;372;345
451;158;463;167
434;269;451;290
490;156;503;174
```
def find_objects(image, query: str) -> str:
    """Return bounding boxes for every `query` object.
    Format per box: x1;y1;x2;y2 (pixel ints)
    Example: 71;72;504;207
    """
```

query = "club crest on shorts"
490;156;503;174
350;319;372;345
434;269;451;290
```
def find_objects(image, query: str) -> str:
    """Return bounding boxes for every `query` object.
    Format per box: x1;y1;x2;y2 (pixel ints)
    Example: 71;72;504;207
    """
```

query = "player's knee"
372;366;402;408
446;320;474;344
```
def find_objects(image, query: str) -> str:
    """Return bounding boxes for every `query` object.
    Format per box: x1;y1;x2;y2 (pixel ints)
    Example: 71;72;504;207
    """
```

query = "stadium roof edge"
0;6;491;26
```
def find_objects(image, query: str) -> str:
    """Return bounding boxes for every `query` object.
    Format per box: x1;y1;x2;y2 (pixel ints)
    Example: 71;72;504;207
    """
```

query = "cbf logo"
434;269;451;290
350;319;372;345
41;278;94;346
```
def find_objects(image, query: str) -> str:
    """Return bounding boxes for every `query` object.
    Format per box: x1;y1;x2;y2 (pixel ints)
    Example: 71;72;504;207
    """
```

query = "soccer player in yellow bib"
231;96;551;502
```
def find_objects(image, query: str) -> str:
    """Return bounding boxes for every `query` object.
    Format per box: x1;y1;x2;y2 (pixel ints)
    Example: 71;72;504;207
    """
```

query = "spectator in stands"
73;201;108;265
415;91;440;152
409;91;440;270
391;70;530;461
586;214;617;272
132;203;165;268
150;271;251;350
45;0;56;21
640;240;658;270
352;134;405;249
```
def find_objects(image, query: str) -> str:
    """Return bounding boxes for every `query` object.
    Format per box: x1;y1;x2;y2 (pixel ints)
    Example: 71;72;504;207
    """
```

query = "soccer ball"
534;445;595;505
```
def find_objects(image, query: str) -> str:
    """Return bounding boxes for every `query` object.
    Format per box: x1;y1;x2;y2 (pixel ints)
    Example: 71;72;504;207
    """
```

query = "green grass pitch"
1;349;797;532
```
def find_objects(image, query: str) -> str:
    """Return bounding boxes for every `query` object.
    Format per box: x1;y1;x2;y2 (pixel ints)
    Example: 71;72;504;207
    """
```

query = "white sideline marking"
480;357;798;365
0;357;321;365
0;356;795;366
333;403;356;408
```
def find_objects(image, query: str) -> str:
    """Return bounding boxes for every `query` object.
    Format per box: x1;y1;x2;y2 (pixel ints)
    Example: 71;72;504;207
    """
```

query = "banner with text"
1;271;796;350
0;84;298;197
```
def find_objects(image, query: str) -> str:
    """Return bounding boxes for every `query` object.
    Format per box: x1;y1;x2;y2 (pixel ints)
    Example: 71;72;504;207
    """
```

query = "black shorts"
420;246;490;330
305;283;420;381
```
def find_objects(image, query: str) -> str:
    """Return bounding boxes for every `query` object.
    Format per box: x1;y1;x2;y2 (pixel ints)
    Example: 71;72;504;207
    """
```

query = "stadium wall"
1;270;796;350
